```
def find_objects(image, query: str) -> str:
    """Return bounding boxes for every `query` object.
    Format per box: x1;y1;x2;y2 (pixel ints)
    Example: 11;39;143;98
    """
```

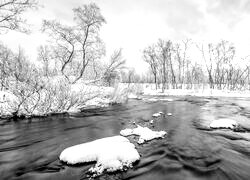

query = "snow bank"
128;93;138;99
84;97;111;108
210;119;238;129
120;125;167;144
0;80;116;118
59;136;140;176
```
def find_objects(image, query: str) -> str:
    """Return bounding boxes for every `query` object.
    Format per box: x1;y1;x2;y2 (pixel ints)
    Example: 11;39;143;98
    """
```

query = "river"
1;96;250;180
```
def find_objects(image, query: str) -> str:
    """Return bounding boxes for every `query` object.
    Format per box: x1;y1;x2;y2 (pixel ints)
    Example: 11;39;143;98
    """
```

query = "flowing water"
1;96;250;180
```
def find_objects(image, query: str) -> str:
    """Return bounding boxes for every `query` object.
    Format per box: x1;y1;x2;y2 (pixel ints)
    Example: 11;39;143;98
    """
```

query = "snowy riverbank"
0;81;132;118
120;83;250;98
2;82;250;119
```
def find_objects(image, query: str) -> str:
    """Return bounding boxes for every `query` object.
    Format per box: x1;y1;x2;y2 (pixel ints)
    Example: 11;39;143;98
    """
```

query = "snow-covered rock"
120;125;166;144
59;136;140;176
119;128;134;136
210;119;238;129
152;112;164;117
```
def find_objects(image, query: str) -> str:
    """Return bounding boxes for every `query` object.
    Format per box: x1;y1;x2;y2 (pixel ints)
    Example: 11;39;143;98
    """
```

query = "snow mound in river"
210;119;238;129
59;136;140;176
152;112;164;117
120;125;166;144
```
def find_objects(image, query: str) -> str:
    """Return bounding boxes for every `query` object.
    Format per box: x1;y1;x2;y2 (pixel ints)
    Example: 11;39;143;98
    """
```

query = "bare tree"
197;43;214;88
42;20;76;81
174;43;182;88
213;40;235;89
0;0;38;33
72;3;106;83
37;45;50;77
42;3;105;83
0;43;14;89
143;45;158;89
127;68;136;84
157;39;176;91
103;49;126;86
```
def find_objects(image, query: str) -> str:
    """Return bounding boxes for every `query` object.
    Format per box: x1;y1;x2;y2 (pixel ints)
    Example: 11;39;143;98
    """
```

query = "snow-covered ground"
60;136;140;176
142;83;250;98
120;125;167;144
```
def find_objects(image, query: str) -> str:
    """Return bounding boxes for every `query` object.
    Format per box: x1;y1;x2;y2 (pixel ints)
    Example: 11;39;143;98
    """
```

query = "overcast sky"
1;0;250;73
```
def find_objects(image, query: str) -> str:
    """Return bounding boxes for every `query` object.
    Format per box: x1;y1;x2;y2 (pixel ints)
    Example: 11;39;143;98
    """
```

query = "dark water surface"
1;96;250;180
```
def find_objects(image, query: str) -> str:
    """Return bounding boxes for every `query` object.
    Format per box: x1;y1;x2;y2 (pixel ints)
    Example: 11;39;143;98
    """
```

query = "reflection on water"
1;96;250;180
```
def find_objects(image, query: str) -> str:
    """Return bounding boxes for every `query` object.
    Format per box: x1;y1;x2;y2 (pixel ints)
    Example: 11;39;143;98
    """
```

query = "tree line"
121;39;250;91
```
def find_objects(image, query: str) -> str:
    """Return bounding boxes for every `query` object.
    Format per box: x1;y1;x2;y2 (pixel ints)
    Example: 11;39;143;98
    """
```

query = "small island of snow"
120;125;166;144
59;136;140;176
152;112;164;117
209;118;238;129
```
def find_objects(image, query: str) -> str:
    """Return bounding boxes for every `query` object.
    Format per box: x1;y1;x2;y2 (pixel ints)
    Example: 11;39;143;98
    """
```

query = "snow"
119;128;134;136
0;80;117;118
128;93;138;99
152;112;164;117
159;98;174;102
0;91;18;116
150;120;154;124
152;113;161;117
142;83;250;98
210;119;238;129
144;98;158;102
84;97;111;108
120;125;167;144
143;97;174;102
59;136;140;176
167;113;172;116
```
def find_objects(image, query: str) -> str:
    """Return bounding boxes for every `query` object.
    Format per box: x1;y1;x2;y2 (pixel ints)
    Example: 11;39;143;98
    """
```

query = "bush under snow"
0;91;18;116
